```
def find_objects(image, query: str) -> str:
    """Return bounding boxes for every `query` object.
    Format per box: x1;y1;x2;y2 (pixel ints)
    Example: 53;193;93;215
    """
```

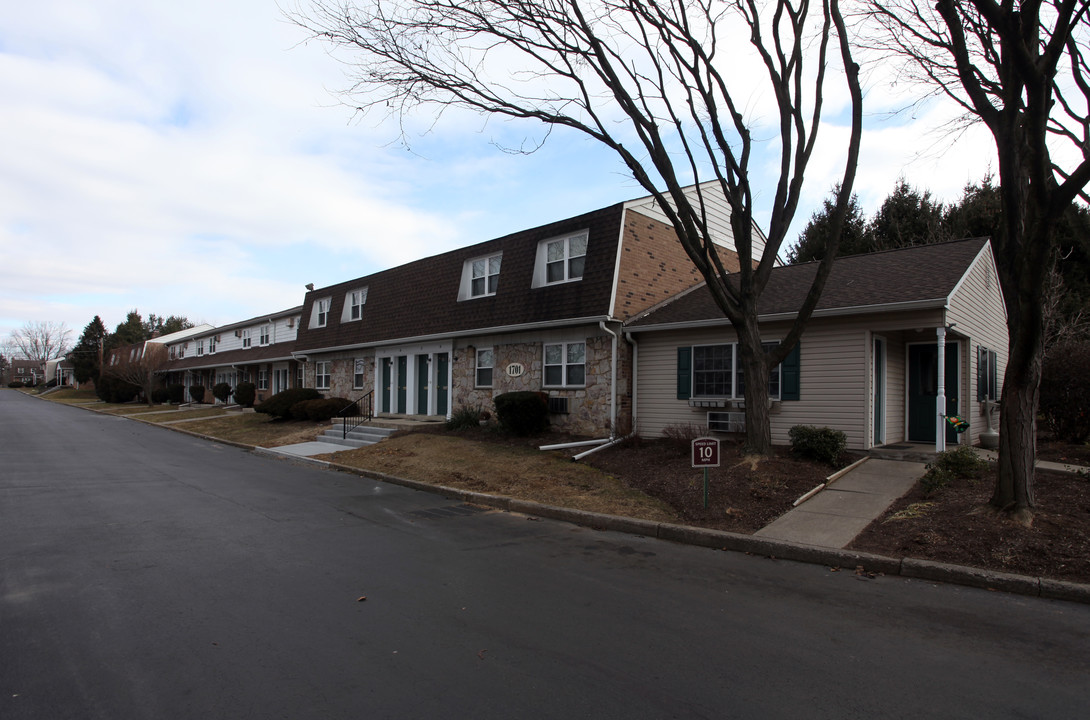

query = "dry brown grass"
179;413;327;447
319;434;679;522
149;407;231;423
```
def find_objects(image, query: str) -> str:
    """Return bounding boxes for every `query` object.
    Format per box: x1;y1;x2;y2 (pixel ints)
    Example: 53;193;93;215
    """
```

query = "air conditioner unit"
547;396;569;414
708;411;745;433
234;330;241;337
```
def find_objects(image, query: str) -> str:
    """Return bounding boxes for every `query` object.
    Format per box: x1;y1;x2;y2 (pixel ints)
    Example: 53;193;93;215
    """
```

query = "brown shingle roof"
167;342;298;371
295;204;625;352
626;238;990;328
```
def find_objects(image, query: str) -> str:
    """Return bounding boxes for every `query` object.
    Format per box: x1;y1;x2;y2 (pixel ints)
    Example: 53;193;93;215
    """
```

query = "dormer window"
458;253;501;301
312;297;331;328
472;255;501;297
344;288;368;321
532;230;588;288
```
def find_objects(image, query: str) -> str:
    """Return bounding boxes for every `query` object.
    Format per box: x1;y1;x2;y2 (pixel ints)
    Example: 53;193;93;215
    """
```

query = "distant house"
44;358;75;387
8;359;43;386
623;238;1007;451
291;184;756;435
163;309;302;404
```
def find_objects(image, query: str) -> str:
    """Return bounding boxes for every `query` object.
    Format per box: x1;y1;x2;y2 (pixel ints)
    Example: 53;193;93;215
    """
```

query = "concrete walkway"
755;459;925;549
258;442;336;458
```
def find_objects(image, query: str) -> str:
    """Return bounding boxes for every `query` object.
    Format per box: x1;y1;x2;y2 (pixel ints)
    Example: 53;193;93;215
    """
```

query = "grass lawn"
178;413;327;447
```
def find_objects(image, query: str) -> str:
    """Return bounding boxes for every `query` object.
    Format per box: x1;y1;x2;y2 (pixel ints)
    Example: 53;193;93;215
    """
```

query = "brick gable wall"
614;210;739;320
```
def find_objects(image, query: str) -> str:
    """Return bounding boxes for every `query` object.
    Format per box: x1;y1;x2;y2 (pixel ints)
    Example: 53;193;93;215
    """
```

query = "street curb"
47;397;1090;606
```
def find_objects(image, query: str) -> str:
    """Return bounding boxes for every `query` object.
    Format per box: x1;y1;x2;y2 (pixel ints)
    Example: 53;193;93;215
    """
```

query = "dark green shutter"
781;343;801;401
976;346;986;402
677;347;692;400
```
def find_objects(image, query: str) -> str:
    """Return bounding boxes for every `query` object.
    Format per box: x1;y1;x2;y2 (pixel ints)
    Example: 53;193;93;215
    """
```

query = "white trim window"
472;255;501;297
258;370;269;390
692;342;781;400
241;329;252;348
316;361;331;390
313;298;331;328
353;358;366;390
197;339;204;356
532;230;589;287
546;232;587;283
544;342;585;387
476;348;494;387
347;289;368;321
209;336;217;354
977;346;999;401
259;325;270;345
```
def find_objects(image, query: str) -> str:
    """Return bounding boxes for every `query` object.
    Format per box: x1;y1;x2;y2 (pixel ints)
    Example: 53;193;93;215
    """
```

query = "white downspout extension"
936;326;946;454
599;321;619;439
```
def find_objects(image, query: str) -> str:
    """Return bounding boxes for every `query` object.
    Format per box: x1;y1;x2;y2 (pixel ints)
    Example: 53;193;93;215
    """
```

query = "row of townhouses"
127;184;1007;452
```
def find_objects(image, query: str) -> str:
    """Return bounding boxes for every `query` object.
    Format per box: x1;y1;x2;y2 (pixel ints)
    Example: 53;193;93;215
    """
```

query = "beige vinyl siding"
945;245;1008;446
633;309;948;450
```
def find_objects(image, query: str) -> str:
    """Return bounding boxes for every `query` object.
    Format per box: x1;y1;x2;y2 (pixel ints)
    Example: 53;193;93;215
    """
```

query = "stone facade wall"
450;336;631;436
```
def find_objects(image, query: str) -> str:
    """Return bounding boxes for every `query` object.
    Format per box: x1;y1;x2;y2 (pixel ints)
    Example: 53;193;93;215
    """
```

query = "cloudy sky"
1;1;998;349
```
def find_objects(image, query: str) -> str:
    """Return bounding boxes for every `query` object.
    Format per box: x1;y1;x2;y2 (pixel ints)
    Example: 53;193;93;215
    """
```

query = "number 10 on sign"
692;438;720;509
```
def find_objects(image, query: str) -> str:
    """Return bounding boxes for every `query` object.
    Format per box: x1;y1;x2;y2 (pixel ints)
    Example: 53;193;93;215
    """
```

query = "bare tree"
291;0;863;453
865;0;1090;519
103;342;169;405
8;321;73;363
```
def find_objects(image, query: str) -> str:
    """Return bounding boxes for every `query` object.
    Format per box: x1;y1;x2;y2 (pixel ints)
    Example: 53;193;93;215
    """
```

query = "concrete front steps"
317;422;397;450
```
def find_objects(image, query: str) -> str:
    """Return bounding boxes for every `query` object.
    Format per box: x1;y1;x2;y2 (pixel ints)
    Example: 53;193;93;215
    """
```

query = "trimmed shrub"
234;381;256;408
151;387;171;404
95;375;140;404
446;404;485;431
1041;340;1090;443
921;444;990;494
291;397;352;422
167;384;186;404
789;425;847;466
254;388;323;420
8;381;23;388
494;391;549;436
189;385;206;403
212;382;232;403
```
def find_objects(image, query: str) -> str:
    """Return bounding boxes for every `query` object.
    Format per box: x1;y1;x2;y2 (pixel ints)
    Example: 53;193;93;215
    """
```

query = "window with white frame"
977;346;999;401
209;336;217;353
544;342;585;387
692;342;781;400
259;325;270;345
258;370;268;390
241;329;252;348
313;298;331;328
347;289;368;321
316;361;331;390
197;339;204;356
353;359;366;389
472;255;501;297
476;348;494;387
545;232;587;284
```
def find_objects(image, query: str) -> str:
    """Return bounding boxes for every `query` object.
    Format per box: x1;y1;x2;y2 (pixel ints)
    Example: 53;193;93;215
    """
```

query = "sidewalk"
755;458;925;548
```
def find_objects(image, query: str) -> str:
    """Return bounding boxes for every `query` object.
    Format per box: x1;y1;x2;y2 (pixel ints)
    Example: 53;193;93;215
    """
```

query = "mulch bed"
850;467;1090;584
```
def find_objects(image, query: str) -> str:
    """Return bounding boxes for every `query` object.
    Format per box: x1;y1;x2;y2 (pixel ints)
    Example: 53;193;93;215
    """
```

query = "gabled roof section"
295;203;626;352
626;237;991;329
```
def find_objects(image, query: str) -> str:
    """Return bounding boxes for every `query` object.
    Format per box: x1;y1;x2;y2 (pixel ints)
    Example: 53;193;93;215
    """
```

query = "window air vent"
547;396;569;414
708;411;745;433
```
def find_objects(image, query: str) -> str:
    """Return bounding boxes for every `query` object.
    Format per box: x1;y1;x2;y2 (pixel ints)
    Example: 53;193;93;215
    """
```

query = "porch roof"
626;237;989;330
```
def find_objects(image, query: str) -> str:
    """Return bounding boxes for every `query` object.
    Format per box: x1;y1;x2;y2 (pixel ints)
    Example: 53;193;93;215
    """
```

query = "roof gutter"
292;315;612;358
624;298;949;333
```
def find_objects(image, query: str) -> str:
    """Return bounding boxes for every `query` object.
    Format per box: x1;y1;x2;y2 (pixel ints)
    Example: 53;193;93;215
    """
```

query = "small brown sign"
692;437;720;468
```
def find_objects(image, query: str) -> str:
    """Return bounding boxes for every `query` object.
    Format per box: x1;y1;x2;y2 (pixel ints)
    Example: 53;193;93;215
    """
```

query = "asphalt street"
2;389;1089;719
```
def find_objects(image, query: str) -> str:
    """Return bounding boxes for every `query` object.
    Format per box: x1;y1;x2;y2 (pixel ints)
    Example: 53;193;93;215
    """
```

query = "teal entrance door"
417;356;429;414
908;343;959;443
396;356;407;413
436;353;449;416
381;359;391;413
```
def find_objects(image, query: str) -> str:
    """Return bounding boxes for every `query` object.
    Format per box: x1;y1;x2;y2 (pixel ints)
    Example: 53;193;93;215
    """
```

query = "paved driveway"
2;389;1089;719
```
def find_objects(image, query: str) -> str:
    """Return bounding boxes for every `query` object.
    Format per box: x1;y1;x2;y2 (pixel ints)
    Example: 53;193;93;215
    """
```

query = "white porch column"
936;326;946;453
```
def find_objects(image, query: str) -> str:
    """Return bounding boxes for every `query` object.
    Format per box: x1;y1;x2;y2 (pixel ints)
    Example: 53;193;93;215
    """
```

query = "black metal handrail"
339;391;374;439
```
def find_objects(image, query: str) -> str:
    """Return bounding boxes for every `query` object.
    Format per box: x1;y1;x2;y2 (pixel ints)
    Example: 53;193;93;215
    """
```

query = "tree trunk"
991;336;1042;516
737;323;772;455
